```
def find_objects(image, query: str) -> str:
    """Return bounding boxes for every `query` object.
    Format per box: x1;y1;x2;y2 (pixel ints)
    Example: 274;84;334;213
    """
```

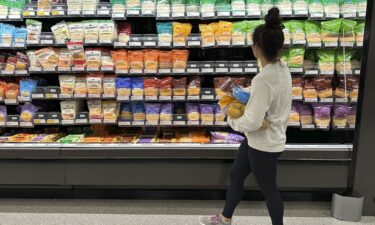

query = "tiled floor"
0;199;373;225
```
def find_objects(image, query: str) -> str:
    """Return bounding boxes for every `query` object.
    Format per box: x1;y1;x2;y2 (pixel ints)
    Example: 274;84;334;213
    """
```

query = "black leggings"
222;139;284;225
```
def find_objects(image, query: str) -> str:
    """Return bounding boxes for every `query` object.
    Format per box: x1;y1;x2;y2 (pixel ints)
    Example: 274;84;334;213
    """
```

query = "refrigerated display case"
0;0;373;213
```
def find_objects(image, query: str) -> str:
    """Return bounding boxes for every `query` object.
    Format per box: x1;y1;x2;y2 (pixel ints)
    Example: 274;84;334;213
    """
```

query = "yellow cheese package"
173;22;192;44
102;100;119;121
199;24;215;47
216;21;232;45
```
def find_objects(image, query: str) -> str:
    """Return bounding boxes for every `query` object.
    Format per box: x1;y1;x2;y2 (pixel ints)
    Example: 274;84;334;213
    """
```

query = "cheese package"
158;51;172;69
16;53;30;70
313;104;332;127
313;76;333;99
118;23;132;44
87;100;102;120
299;104;313;125
172;22;192;44
336;50;354;73
35;47;59;68
214;77;231;97
188;76;201;96
19;78;38;98
131;103;145;121
144;77;159;96
131;77;144;96
321;19;341;44
144;50;159;69
157;22;172;43
216;21;233;45
60;100;82;120
51;21;71;44
116;77;131;97
74;75;88;95
304;20;321;44
5;83;18;99
172;50;189;69
173;77;187;96
160;103;173;121
323;0;340;17
26;19;42;43
102;100;118;121
232;21;247;45
355;21;365;45
348;106;357;126
246;20;263;45
318;50;335;73
129;50;144;69
85;49;101;69
340;19;357;46
288;47;305;68
86;74;103;95
292;77;303;98
289;103;300;124
0;105;6;123
199;24;215;47
68;22;84;42
145;103;161;122
84;20;99;43
103;75;116;96
111;50;128;70
303;78;317;99
119;103;132;121
66;41;86;66
59;75;76;95
101;50;114;68
332;105;349;127
20;102;39;122
289;21;306;43
186;103;200;121
158;77;172;96
214;105;225;123
99;20;116;43
58;49;72;69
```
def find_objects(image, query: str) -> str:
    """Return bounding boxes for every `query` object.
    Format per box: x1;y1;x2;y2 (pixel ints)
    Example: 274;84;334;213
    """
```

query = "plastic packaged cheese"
99;20;116;43
74;75;88;95
87;100;102;120
304;20;321;44
85;49;101;69
321;19;341;44
51;21;70;44
26;19;42;44
340;19;357;46
103;75;116;96
86;74;103;95
84;20;99;43
59;75;76;95
67;41;86;66
68;22;84;42
102;100;118;121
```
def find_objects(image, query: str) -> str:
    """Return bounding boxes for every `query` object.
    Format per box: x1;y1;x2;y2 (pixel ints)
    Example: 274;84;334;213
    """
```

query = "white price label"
7;121;19;127
201;68;214;73
97;10;110;15
159;96;172;100
288;122;301;127
88;94;101;99
304;98;318;103
74;94;87;98
34;119;46;124
131;96;144;100
144;41;156;47
173;69;185;74
146;121;158;125
201;121;214;126
104;119;117;124
87;67;100;72
32;93;44;99
45;93;58;99
305;70;319;75
293;40;306;45
157;12;170;18
145;96;158;100
129;41;142;47
133;121;145;126
102;94;116;99
320;98;333;103
116;69;128;74
232;11;245;16
335;98;348;103
82;10;95;15
350;98;358;103
118;121;131;126
324;42;338;47
130;69;143;74
187;68;200;73
173;96;185;100
326;13;340;18
101;66;114;71
201;11;215;18
280;10;292;16
215;121;228;126
127;10;140;15
41;39;54;45
320;70;334;75
85;39;98;44
159;69;171;74
15;70;28;75
217;11;230;17
294;10;308;15
172;12;185;17
68;10;80;15
62;120;75;125
57;67;70;72
173;42;186;47
142;10;153;15
310;12;324;18
359;12;366;18
158;42;171;47
90;119;102;124
245;68;258;73
349;124;356;129
188;41;201;46
19;122;33;127
292;96;303;101
4;99;17;104
160;120;172;125
9;14;21;19
186;11;199;17
341;42;354;47
72;67;85;72
1;70;13;75
187;96;200;100
343;13;356;18
201;95;214;100
144;69;157;74
99;40;112;44
216;68;229;73
75;119;88;124
230;68;243;73
117;96;130;101
0;121;5;127
114;42;127;47
173;121;186;125
290;68;303;73
187;120;199;125
302;124;315;129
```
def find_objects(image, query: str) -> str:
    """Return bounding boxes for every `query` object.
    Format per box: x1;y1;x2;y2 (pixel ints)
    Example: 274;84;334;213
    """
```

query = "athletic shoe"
199;214;231;225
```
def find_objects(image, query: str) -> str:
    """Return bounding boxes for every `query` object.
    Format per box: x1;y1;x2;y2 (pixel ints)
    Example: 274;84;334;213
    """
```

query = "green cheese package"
127;0;141;9
341;0;358;16
355;20;364;45
340;19;357;45
200;0;215;15
280;50;289;64
231;0;246;12
308;0;324;15
289;20;305;43
321;19;341;44
317;50;336;73
322;0;340;16
288;47;305;68
246;20;263;45
215;0;231;12
141;0;156;14
275;0;292;14
232;21;247;45
336;50;354;73
304;50;317;70
261;0;274;15
282;21;291;44
171;0;186;14
246;0;261;15
111;0;126;14
304;20;321;44
157;0;171;16
186;0;199;13
357;0;367;16
292;0;308;13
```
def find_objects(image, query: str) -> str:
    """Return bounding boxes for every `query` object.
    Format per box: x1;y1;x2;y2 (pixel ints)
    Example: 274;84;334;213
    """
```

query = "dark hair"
253;7;285;62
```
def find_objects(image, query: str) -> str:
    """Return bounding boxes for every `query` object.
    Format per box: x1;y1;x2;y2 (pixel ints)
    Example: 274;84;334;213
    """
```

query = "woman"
199;7;292;225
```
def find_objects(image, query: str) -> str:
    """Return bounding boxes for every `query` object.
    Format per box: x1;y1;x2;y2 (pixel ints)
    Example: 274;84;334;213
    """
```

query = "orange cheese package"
158;77;172;96
86;74;103;95
158;51;172;69
143;77;159;96
0;81;6;99
172;50;189;69
144;50;159;69
129;50;144;69
5;83;19;99
111;50;128;71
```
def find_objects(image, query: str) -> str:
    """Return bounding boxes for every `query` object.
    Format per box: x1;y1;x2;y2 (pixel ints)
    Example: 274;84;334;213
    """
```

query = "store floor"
0;199;373;225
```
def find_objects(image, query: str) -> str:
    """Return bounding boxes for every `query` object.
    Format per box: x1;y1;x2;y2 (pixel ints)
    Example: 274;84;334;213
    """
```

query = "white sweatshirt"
227;61;292;153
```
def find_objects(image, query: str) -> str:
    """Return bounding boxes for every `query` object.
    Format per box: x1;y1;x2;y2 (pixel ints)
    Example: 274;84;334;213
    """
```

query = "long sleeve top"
227;61;292;152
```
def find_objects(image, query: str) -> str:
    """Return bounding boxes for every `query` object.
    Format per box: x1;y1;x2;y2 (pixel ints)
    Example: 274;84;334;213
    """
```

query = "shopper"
199;7;292;225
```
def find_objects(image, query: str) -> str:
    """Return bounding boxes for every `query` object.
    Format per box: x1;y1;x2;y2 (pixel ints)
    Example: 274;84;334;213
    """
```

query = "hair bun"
265;7;282;29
